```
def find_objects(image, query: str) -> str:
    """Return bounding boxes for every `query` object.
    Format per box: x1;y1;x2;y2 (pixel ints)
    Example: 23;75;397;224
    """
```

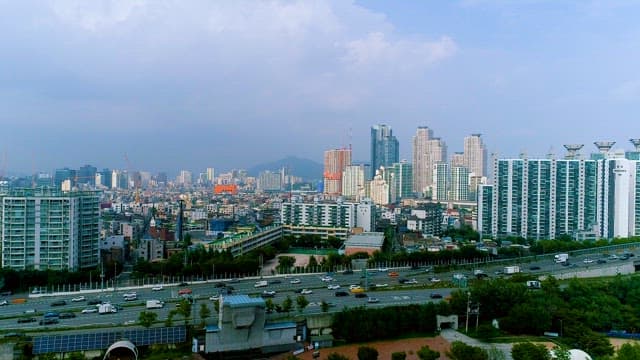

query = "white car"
349;284;361;290
300;289;313;295
405;279;418;284
71;296;86;302
289;278;301;284
24;309;36;314
320;276;334;282
583;258;594;264
0;300;8;306
122;292;136;298
377;267;389;272
263;290;277;296
375;283;389;288
429;277;441;283
82;308;98;314
209;295;220;301
327;284;340;290
123;320;136;325
151;285;164;291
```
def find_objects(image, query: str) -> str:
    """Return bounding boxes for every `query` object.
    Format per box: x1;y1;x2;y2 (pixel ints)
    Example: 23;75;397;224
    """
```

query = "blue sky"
2;0;640;175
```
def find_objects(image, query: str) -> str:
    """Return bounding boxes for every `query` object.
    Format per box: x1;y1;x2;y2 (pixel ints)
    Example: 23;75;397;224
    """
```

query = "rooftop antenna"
563;144;584;160
630;139;640;152
594;141;616;154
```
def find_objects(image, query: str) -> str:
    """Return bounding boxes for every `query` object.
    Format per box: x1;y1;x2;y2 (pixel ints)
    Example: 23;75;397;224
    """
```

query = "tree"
551;346;570;360
448;341;488;360
616;343;640;360
165;309;176;327
391;352;406;360
417;345;440;360
265;298;275;313
66;353;87;360
357;346;379;360
511;342;551;360
308;255;318;269
282;295;293;314
176;298;192;325
296;295;309;314
138;311;158;328
278;256;296;273
199;303;211;327
321;300;330;313
327;353;351;360
213;300;220;313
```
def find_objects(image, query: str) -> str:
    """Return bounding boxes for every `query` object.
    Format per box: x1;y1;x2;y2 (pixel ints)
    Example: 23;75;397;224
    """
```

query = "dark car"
269;280;282;285
4;332;25;339
430;293;443;299
59;312;76;319
39;318;59;325
0;290;12;296
342;270;354;275
354;293;367;298
17;317;36;323
529;266;541;271
50;300;66;307
335;291;349;297
398;278;408;284
597;259;607;264
87;299;102;305
214;282;226;288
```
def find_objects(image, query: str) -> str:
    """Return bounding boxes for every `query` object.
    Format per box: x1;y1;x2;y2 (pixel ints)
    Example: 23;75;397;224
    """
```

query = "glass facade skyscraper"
370;124;399;179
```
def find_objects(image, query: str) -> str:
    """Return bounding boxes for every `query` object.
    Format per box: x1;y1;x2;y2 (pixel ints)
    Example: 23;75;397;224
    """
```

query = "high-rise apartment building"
370;125;399;179
412;127;447;194
342;164;366;200
369;167;391;205
450;166;471;201
451;152;465;167
177;170;193;186
54;168;76;189
258;170;282;192
78;165;97;185
478;144;640;240
387;161;413;201
280;198;375;237
0;188;100;270
431;162;450;201
463;134;488;177
324;148;351;195
206;168;215;184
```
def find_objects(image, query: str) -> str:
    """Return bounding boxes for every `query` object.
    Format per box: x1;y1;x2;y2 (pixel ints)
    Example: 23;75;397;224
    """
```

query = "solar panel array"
33;326;186;354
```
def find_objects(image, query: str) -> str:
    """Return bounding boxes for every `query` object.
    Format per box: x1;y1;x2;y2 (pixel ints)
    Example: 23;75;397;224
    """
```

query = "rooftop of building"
223;294;265;308
343;232;385;248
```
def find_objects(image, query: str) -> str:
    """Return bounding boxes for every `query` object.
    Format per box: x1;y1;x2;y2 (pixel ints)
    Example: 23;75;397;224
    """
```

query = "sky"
2;0;640;175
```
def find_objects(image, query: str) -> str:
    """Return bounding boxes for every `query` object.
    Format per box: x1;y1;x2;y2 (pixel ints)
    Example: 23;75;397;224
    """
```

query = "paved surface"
440;328;513;360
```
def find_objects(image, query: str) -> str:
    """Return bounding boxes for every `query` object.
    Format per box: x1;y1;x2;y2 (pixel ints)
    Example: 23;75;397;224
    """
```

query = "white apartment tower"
342;165;366;200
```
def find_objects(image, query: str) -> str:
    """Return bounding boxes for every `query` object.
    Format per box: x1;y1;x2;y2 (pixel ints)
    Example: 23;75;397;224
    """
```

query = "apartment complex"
0;188;101;270
478;144;640;240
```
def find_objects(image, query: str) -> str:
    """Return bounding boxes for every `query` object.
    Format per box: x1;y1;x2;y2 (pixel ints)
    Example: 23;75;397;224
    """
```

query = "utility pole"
465;291;471;333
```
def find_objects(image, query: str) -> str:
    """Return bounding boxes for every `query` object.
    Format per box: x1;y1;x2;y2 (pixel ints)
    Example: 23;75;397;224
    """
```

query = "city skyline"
3;1;640;174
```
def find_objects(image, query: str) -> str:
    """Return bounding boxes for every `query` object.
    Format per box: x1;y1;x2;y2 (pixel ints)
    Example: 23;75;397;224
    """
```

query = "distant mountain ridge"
248;156;322;181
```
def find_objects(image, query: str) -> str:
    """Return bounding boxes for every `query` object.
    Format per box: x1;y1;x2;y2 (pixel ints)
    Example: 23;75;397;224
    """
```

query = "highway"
0;248;636;333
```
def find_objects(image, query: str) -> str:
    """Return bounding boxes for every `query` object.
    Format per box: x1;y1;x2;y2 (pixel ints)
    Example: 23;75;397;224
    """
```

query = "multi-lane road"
0;249;636;333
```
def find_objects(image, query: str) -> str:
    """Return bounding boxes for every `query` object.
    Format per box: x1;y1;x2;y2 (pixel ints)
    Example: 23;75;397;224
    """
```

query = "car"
0;300;8;306
367;297;380;303
430;293;443;299
178;282;189;286
335;291;349;297
354;292;367;298
342;269;354;275
178;288;192;295
529;266;541;271
377;267;389;272
424;266;433;273
597;259;607;264
609;254;619;260
405;279;418;284
620;254;630;260
261;291;276;298
300;289;313;295
429;277;441;283
375;283;389;288
39;318;59;326
4;332;25;339
24;309;37;314
327;284;340;290
151;285;164;291
388;271;399;277
227;278;240;283
320;276;334;282
71;296;86;302
269;280;282;285
123;320;136;325
0;291;12;296
31;289;43;294
87;299;102;305
81;308;98;314
209;294;220;301
289;278;301;284
476;273;489;279
349;284;361;290
583;258;594;264
59;312;76;319
51;300;66;307
17;317;36;323
350;287;365;294
214;282;226;288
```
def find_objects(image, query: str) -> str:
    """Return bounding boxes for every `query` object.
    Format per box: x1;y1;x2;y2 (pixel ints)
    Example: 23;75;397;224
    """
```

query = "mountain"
248;156;323;181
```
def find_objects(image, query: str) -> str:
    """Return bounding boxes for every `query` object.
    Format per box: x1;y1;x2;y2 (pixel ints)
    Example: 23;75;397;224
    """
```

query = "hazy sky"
2;0;640;175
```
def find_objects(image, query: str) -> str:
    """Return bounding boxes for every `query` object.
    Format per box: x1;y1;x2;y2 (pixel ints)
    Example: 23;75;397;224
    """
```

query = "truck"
98;303;117;314
504;266;520;275
526;280;541;289
254;280;268;288
146;300;164;309
554;253;569;263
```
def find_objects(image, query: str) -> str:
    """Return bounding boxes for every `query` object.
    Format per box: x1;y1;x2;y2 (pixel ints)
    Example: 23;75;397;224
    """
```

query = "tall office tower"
431;162;450;201
477;143;640;240
100;168;112;188
387;160;414;201
0;188;100;270
54;167;76;189
370;125;399;179
34;172;52;187
463;134;488;177
450;166;470;201
178;170;193;186
412;127;447;194
342;164;366;200
369;167;391;205
324;148;352;195
451;152;465;167
206;168;215;184
77;165;97;185
258;170;282;192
